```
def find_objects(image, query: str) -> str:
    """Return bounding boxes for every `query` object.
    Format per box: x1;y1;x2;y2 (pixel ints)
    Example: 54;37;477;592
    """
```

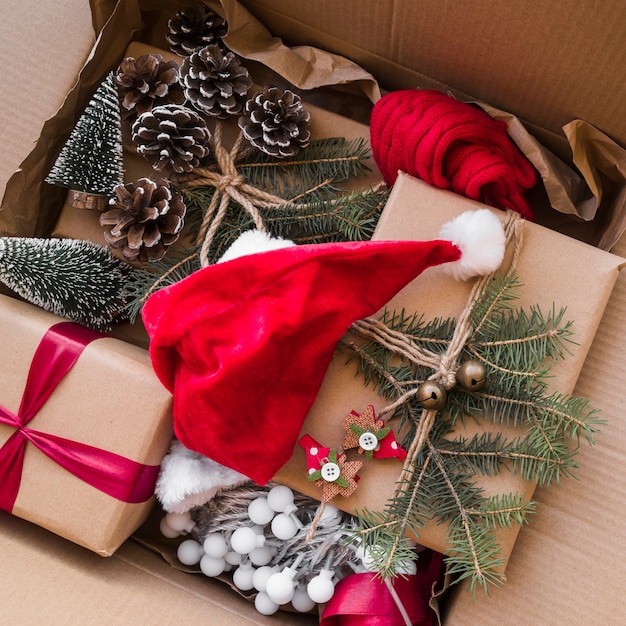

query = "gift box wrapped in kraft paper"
0;294;173;556
274;172;624;578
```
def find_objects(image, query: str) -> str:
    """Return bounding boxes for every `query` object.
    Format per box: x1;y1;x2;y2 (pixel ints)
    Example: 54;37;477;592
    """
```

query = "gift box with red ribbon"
0;294;173;555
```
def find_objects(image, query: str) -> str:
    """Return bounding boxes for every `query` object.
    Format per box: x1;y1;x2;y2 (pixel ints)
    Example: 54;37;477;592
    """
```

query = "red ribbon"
320;550;444;626
0;322;160;512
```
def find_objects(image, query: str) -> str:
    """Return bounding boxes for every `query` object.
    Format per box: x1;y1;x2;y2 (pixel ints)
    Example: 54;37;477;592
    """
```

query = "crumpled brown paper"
480;102;626;250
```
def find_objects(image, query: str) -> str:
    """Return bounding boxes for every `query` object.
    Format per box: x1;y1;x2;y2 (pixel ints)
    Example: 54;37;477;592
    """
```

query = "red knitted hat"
142;211;505;485
370;89;537;219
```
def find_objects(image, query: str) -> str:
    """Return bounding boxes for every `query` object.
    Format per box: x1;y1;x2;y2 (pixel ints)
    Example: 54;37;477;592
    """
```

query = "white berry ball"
317;503;342;527
271;512;299;540
249;545;275;566
395;558;417;575
248;497;275;526
159;516;182;539
307;570;335;604
224;551;242;566
252;565;277;592
267;485;295;513
232;563;256;591
164;511;194;533
199;554;226;578
203;533;229;559
230;527;263;554
176;539;204;566
265;571;296;605
291;585;317;612
255;591;279;616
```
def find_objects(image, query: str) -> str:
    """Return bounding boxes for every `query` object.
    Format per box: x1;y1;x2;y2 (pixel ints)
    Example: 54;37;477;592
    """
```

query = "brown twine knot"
176;121;297;267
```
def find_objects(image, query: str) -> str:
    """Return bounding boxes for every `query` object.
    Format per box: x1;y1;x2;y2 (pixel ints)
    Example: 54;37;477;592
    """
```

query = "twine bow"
178;122;295;268
351;211;525;502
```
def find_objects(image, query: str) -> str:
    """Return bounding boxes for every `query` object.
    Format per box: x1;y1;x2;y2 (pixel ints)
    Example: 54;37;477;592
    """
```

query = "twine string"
180;121;296;267
349;211;525;501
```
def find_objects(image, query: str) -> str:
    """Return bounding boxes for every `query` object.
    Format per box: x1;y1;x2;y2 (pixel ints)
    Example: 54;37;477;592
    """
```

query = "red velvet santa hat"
142;210;506;485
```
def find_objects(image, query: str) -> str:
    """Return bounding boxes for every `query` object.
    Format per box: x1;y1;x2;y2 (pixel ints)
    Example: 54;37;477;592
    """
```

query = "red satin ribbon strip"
320;550;444;626
0;322;160;512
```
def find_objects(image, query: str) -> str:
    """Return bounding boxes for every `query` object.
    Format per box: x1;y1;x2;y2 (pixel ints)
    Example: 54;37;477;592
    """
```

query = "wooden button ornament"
456;359;487;391
416;380;447;411
299;435;362;499
342;405;407;460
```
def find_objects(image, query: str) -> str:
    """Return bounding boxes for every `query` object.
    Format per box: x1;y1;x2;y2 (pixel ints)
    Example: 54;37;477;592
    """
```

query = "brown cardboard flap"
238;1;626;162
274;173;624;570
0;295;173;555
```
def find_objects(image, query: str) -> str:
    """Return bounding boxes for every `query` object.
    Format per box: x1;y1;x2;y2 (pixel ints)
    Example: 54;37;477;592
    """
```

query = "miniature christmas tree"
0;237;129;330
343;268;601;594
46;72;124;210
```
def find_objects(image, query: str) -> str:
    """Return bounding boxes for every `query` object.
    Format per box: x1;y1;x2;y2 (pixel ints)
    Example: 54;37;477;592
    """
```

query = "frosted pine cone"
115;54;185;120
167;5;228;56
132;104;211;173
238;88;311;157
180;44;252;118
100;178;187;263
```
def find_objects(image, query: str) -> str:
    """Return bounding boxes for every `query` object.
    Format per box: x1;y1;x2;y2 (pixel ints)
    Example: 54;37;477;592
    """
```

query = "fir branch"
123;246;201;321
466;493;536;530
343;270;598;593
237;137;372;198
436;432;519;476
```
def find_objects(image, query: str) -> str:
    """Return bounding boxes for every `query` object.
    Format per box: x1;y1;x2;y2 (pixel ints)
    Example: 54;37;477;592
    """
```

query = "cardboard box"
1;0;626;624
275;173;624;569
0;294;173;555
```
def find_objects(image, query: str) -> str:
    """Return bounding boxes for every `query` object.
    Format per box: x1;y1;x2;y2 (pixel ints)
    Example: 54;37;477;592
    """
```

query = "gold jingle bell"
456;360;487;391
416;380;447;411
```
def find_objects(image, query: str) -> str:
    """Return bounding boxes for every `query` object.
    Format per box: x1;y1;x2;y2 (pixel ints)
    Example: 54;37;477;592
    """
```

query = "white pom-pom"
438;209;506;281
218;229;295;264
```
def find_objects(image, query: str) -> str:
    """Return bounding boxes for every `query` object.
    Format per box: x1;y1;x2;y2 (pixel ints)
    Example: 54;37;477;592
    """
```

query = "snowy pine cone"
100;178;187;263
180;44;252;118
115;54;185;120
167;5;228;56
238;88;311;157
132;104;211;173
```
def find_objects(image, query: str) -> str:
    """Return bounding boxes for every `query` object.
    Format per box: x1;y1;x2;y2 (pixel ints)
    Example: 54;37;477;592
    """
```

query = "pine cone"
100;178;187;263
115;54;185;120
238;88;311;157
132;104;211;173
180;44;252;118
167;5;228;56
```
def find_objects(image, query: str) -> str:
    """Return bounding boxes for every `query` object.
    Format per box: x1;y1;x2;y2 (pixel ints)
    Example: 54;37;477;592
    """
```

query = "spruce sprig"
344;271;599;594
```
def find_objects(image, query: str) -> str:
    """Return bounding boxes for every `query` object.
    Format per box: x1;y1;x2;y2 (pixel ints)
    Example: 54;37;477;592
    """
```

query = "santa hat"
142;209;505;485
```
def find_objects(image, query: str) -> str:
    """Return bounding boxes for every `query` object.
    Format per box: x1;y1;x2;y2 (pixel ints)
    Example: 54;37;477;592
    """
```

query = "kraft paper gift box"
274;172;624;570
0;294;173;556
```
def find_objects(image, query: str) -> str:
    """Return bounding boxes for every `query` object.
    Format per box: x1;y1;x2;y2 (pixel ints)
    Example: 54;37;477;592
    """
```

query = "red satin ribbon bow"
0;322;160;512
